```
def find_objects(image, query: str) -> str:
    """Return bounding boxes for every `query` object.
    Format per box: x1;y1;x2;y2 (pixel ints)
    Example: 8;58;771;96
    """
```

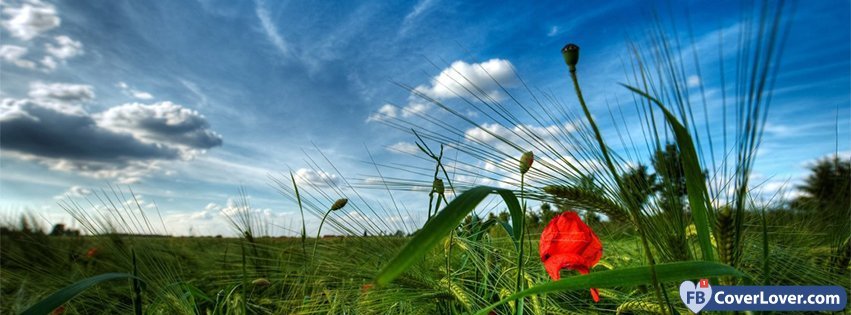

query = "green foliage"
20;273;140;315
622;84;716;263
374;186;523;287
476;261;743;315
791;156;851;241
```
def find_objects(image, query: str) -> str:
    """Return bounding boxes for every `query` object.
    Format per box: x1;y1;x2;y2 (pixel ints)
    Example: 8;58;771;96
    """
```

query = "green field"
2;2;850;314
2;202;848;314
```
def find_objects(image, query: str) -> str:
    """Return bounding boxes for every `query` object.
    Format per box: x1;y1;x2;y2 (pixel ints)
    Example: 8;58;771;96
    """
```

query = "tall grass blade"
476;261;743;315
621;83;716;262
291;171;307;254
20;273;140;315
374;186;522;286
132;250;143;315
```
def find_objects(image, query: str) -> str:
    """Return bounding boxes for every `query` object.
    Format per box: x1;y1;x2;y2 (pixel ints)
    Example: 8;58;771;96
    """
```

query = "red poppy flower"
86;247;98;259
539;211;603;302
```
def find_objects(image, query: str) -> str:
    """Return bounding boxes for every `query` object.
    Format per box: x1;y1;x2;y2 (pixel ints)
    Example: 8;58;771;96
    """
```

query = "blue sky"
1;0;848;235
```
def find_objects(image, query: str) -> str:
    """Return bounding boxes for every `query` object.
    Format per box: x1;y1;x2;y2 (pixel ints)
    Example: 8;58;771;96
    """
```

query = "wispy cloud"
117;82;154;100
254;0;290;57
399;0;437;36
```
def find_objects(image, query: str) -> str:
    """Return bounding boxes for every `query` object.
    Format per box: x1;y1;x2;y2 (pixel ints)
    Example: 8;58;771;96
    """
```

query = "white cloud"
97;101;223;151
366;104;398;122
255;0;289;56
400;102;429;118
1;2;60;40
0;45;36;69
687;75;700;88
116;82;155;100
0;36;82;72
28;81;95;103
294;168;340;187
45;35;83;59
190;210;214;220
39;55;56;70
387;141;419;154
367;59;518;122
399;0;437;36
547;26;559;37
53;185;92;199
1;89;223;183
131;90;154;100
413;58;518;101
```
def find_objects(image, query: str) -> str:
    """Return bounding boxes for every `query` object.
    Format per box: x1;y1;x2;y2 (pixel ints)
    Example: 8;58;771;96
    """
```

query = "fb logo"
680;279;712;313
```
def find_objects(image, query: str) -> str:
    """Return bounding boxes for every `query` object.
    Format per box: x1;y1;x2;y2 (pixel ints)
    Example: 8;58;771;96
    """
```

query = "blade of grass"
132;250;143;315
374;186;523;286
20;273;141;315
475;261;743;315
290;171;307;254
621;83;716;262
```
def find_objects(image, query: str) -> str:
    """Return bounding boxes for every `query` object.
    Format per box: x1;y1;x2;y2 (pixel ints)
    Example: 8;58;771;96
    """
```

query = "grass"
2;1;850;314
2;216;845;314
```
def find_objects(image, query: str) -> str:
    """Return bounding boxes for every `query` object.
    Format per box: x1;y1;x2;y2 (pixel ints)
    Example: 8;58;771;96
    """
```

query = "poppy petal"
539;211;603;302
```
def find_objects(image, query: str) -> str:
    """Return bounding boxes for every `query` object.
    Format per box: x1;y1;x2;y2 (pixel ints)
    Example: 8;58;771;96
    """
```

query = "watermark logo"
679;278;712;313
679;279;847;313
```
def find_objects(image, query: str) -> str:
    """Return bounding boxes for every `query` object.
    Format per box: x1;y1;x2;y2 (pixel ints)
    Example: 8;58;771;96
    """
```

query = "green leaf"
476;261;742;315
374;186;523;286
21;273;141;315
621;83;716;262
497;189;524;240
497;220;517;249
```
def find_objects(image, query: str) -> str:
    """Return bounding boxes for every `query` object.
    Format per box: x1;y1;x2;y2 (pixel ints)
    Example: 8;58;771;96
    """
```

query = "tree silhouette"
792;156;850;239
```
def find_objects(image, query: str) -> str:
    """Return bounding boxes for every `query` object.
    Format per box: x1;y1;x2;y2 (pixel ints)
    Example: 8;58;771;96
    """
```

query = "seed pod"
561;43;580;71
716;206;734;265
499;288;515;310
252;278;271;287
330;198;348;211
440;278;472;310
432;178;445;194
543;184;630;223
519;151;534;174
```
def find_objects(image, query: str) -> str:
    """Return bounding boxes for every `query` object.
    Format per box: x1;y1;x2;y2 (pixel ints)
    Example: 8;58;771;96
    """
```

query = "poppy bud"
330;198;348;211
252;278;271;287
519;151;534;174
432;178;445;194
561;43;580;71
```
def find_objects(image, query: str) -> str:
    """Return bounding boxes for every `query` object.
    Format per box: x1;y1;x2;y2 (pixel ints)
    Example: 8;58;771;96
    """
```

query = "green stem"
427;191;434;222
312;209;333;260
514;173;526;315
241;243;247;315
568;67;669;314
131;249;142;315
